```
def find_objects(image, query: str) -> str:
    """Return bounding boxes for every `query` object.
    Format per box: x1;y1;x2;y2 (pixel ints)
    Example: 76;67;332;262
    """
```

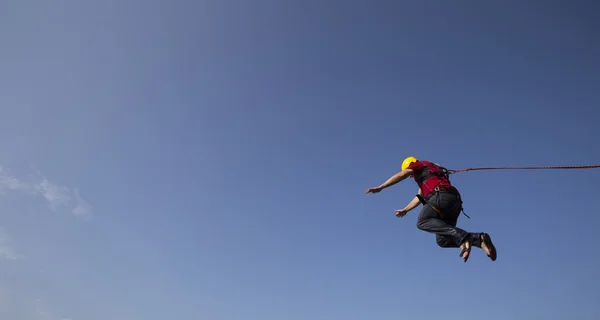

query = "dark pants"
416;191;482;248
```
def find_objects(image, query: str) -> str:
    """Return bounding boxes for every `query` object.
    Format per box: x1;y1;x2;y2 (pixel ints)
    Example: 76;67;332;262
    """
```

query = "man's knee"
416;206;436;231
416;216;428;231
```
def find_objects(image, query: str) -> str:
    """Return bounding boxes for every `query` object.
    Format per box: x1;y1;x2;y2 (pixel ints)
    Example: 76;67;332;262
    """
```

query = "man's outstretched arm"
395;188;423;217
405;188;424;211
365;168;414;193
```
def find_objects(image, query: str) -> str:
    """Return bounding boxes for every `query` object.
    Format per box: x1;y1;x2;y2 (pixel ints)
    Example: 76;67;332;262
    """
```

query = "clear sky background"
1;1;599;319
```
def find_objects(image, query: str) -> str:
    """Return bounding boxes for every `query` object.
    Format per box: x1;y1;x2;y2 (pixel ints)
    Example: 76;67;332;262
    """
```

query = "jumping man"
365;156;497;262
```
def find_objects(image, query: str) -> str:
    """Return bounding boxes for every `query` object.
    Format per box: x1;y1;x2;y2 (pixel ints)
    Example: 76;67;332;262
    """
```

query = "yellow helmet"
401;156;417;171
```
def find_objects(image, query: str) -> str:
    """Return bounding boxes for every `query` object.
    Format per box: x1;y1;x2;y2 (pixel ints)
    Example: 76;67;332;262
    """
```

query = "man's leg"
419;192;497;261
416;193;482;261
436;234;459;248
434;219;480;249
416;203;471;248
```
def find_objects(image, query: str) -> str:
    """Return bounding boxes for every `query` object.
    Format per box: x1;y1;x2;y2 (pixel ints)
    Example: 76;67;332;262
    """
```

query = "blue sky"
1;0;599;319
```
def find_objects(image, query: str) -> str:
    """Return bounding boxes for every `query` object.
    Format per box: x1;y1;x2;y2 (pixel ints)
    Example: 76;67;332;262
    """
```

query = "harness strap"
417;161;470;219
415;165;448;184
416;194;427;205
461;208;471;219
426;187;471;219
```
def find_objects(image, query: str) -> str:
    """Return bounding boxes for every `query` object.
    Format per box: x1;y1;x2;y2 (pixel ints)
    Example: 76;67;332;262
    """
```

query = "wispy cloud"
72;188;92;220
0;231;22;261
36;180;72;212
0;166;36;194
34;297;71;320
0;165;93;218
0;243;19;261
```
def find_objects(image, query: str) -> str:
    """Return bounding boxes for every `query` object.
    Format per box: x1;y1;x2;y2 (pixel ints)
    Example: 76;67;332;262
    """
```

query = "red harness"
413;160;453;196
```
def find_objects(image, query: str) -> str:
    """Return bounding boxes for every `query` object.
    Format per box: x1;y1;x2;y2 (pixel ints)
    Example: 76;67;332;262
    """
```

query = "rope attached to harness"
447;164;600;174
434;164;600;219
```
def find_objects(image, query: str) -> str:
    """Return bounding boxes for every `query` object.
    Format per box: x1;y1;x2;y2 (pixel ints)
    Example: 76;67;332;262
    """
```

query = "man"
365;156;497;262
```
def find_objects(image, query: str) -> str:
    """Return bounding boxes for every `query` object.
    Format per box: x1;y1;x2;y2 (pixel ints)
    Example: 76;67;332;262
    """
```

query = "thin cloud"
36;180;71;212
33;297;73;320
0;166;35;194
72;188;93;219
0;231;22;261
0;164;93;218
0;243;19;261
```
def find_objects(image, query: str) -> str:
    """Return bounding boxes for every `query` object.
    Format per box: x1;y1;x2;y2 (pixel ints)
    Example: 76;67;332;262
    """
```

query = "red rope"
448;164;600;174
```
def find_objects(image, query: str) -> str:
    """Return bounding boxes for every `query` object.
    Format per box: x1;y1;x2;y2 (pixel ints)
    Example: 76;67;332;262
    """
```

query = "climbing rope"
447;164;600;174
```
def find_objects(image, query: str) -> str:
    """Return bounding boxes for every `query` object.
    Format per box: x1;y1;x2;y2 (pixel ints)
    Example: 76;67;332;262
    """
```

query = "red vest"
408;160;454;198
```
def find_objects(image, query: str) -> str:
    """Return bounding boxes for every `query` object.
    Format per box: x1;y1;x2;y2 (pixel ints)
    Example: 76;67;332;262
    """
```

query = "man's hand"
395;208;409;218
395;191;422;218
365;186;383;194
